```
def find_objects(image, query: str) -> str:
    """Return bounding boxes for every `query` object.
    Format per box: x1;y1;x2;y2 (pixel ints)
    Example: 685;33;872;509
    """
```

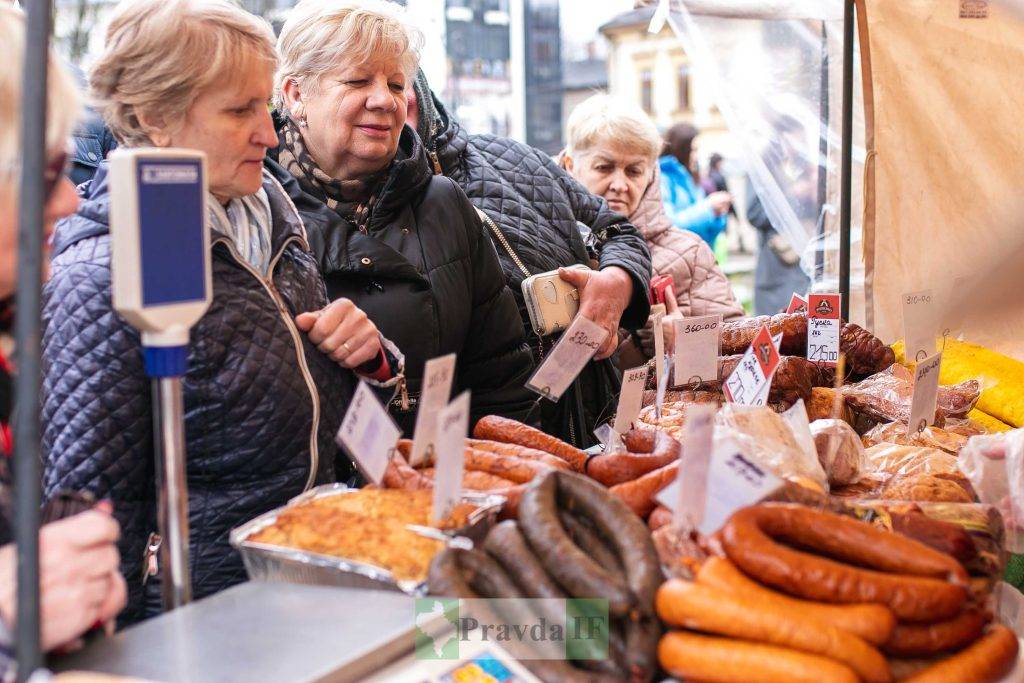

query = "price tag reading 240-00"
807;293;841;367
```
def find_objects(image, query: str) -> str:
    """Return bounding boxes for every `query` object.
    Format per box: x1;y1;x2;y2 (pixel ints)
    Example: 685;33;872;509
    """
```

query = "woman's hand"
558;266;634;360
296;298;383;369
0;506;126;652
707;191;732;216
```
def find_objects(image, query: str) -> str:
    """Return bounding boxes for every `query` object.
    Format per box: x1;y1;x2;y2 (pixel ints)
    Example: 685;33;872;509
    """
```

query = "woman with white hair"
0;3;126;661
562;94;743;357
269;0;534;434
42;0;399;623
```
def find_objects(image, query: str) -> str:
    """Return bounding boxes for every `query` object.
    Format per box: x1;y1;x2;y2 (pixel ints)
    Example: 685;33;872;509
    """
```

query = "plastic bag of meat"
716;404;828;491
865;443;960;477
809;419;865;486
862;421;970;455
841;364;981;425
960;429;1024;552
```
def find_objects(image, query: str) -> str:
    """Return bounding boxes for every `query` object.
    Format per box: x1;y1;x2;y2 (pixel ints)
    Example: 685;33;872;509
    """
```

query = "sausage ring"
720;504;968;622
901;624;1019;683
883;609;989;657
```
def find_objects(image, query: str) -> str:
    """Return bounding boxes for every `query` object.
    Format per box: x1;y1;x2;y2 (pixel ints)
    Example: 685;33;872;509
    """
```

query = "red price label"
786;293;808;314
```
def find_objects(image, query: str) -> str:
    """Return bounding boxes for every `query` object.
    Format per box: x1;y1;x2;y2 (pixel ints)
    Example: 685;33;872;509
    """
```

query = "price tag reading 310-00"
807;293;841;367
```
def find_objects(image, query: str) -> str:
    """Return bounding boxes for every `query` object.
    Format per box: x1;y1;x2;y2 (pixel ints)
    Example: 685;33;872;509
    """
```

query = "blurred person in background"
660;123;731;252
407;71;652;447
42;0;397;624
269;0;534;434
0;4;126;666
561;94;743;365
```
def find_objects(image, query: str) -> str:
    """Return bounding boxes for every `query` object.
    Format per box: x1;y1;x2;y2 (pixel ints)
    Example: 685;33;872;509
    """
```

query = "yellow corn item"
893;338;1024;428
968;409;1012;433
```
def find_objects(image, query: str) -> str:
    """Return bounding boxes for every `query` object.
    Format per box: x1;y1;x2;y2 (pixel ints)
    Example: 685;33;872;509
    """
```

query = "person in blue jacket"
659;123;732;249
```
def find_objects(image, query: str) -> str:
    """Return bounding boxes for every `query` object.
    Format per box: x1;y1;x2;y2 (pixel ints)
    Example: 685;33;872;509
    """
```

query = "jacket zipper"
214;237;322;491
428;150;443;176
475;208;531;279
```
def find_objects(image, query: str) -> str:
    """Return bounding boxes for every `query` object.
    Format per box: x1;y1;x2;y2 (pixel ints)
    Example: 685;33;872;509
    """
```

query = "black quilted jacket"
414;84;653;445
41;165;353;624
267;123;535;434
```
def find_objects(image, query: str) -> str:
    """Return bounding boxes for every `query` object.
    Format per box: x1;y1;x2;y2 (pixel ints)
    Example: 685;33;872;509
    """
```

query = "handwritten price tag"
673;314;721;386
903;289;937;363
787;293;808;314
613;365;649;433
652;305;666;392
670;404;715;529
908;352;942;436
699;438;784;535
807;293;841;367
336;381;401;485
527;316;608;401
410;353;456;467
432;391;470;524
724;324;780;406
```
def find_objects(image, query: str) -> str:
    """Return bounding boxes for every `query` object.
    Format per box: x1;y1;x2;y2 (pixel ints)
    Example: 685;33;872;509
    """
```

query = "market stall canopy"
858;0;1024;360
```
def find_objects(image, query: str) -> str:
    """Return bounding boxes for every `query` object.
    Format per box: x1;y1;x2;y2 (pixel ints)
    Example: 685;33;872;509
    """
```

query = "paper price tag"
432;391;470;524
526;316;608;401
613;365;648;433
655;356;673;419
671;404;715;529
652;307;666;392
786;293;808;314
699;438;784;535
593;423;626;454
673;314;721;386
782;399;816;459
807;294;841;367
336;381;401;486
908;352;942;436
903;289;937;363
724;325;780;406
751;332;783;406
410;353;457;467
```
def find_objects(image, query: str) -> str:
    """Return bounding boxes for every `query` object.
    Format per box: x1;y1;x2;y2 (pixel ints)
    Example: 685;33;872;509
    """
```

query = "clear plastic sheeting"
661;0;867;321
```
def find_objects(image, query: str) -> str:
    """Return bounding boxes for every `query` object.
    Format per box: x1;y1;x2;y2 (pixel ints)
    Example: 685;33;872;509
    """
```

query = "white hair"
274;0;423;110
0;4;81;177
565;93;663;164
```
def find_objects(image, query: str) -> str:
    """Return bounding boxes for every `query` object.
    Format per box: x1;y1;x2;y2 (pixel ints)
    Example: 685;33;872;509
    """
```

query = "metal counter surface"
51;582;425;683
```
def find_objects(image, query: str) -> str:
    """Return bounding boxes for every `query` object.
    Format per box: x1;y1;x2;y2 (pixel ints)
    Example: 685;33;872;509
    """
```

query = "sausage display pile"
654;503;1018;683
428;470;664;682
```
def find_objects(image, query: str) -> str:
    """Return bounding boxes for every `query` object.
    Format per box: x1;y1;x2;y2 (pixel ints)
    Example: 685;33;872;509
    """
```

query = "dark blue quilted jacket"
41;165;353;624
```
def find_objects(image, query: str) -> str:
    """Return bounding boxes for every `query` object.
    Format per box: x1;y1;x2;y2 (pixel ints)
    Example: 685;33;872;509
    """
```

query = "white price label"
410;353;457;467
724;325;780;406
673;404;715;529
699;439;784;535
335;381;401;486
653;307;666;392
782;399;816;460
807;294;841;367
655;356;673;419
432;391;471;524
673;314;721;386
908;352;942;436
613;365;648;434
903;289;937;363
526;316;608;401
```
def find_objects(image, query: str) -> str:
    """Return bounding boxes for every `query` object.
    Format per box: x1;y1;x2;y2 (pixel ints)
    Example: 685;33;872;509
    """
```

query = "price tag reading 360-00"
807;293;841;367
674;314;721;386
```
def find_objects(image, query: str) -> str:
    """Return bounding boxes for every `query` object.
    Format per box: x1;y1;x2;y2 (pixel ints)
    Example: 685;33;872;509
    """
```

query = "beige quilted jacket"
631;168;744;320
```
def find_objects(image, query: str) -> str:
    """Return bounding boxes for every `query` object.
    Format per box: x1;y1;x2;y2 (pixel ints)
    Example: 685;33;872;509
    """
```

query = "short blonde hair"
274;0;423;110
90;0;276;147
0;4;81;177
566;93;663;164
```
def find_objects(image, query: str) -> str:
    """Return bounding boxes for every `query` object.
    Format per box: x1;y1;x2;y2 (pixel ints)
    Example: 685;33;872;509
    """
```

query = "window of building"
677;64;691;111
640;70;654;113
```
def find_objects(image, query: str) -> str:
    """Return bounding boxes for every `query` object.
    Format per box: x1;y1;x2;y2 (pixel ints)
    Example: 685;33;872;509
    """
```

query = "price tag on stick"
336;381;402;486
750;332;783;406
653;308;666;390
432;391;471;524
613;365;649;434
674;314;721;387
786;293;808;314
908;352;942;436
655;355;673;419
410;353;456;467
903;289;937;363
526;316;608;401
723;324;780;406
807;294;841;367
699;438;784;535
672;404;715;529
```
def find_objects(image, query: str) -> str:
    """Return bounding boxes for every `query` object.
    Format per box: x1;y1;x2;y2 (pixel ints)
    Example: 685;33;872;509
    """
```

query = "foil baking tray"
230;484;505;595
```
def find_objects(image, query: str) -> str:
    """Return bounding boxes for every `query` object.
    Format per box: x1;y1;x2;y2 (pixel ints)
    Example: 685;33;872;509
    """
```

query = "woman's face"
0;153;79;298
287;57;407;181
162;58;277;203
569;142;653;217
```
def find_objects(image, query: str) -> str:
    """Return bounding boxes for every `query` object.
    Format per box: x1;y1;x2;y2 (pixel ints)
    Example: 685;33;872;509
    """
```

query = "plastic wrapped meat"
841;365;981;425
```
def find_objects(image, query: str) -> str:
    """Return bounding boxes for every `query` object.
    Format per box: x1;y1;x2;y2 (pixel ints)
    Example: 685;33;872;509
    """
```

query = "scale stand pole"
151;375;192;609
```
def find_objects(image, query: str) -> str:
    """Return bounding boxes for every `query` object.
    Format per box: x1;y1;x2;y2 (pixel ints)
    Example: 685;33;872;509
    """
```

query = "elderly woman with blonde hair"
562;94;743;358
42;0;400;623
269;0;533;434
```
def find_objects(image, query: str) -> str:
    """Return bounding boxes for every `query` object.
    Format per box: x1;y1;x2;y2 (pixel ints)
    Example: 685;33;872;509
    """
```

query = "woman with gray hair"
562;94;743;359
42;0;399;623
269;0;534;434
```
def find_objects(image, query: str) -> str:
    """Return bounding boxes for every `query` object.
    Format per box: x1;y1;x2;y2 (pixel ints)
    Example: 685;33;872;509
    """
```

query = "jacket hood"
629;165;675;242
411;69;467;175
